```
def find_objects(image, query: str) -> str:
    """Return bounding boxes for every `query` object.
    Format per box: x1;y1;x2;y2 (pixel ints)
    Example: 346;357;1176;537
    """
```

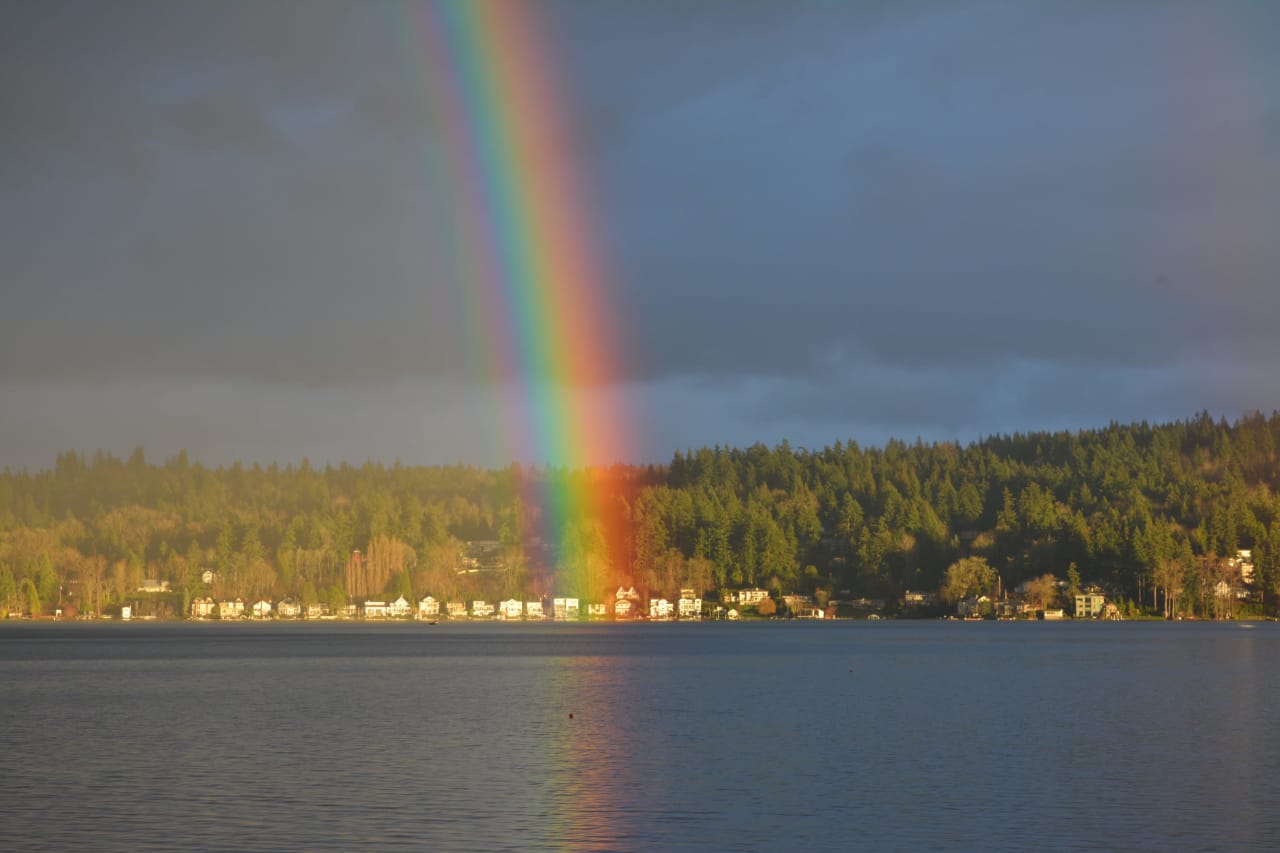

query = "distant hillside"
2;411;1278;618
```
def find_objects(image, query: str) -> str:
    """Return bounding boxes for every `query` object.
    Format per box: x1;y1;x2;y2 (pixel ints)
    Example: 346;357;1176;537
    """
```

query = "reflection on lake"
2;621;1278;851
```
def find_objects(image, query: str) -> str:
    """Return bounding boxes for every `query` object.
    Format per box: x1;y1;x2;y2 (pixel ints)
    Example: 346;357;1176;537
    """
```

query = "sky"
3;0;1280;470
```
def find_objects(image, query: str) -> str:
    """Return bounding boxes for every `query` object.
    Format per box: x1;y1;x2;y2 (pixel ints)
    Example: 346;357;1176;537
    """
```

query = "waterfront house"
305;603;326;619
738;588;770;607
499;599;523;620
902;590;935;609
586;602;607;619
649;598;674;620
472;601;495;619
782;594;814;614
553;597;579;620
446;601;468;619
251;600;272;619
190;596;215;619
389;596;412;618
218;599;244;619
677;596;702;620
1040;608;1065;620
727;608;741;621
615;586;640;603
276;598;301;619
614;598;634;620
341;603;359;619
418;596;440;618
1074;591;1106;619
958;595;991;618
363;600;389;619
526;601;546;620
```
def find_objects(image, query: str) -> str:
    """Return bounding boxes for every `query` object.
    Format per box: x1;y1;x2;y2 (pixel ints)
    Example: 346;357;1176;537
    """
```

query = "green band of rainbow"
402;0;631;577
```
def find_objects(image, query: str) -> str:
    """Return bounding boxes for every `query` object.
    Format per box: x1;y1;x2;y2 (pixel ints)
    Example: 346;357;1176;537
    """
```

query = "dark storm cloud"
3;1;1280;467
594;0;1280;389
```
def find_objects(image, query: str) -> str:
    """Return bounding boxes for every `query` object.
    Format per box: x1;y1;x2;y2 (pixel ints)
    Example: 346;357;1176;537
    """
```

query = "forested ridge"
4;411;1280;618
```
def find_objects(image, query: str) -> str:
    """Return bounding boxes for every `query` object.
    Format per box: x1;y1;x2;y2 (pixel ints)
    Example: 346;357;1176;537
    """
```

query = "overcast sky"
4;0;1279;470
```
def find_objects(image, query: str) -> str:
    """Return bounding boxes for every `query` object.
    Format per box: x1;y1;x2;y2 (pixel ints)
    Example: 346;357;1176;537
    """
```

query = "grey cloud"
597;0;1280;393
162;89;285;154
4;1;1280;468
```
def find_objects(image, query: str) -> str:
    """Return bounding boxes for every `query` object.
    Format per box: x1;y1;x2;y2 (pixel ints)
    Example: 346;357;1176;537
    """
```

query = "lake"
2;620;1278;851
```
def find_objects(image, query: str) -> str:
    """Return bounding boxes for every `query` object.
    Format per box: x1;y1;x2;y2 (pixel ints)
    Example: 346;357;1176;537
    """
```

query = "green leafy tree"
1066;563;1082;601
0;564;16;615
940;557;999;603
325;583;347;613
21;578;40;617
31;554;59;609
393;570;413;602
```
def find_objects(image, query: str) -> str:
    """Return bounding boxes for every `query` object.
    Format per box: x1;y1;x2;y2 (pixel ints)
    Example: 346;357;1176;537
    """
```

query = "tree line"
3;411;1280;618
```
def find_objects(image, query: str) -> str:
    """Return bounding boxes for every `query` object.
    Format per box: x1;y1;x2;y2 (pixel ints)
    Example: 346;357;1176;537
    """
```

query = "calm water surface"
2;620;1278;851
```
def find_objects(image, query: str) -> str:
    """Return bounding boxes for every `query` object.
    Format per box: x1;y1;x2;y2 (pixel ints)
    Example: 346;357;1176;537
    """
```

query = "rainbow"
401;1;630;592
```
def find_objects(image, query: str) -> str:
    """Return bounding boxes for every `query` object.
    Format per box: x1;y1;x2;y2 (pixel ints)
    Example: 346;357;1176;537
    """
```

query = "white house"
389;596;412;618
190;596;215;619
137;579;170;593
649;598;674;620
276;598;301;619
418;596;440;618
525;601;545;620
305;603;326;620
737;588;770;607
614;599;635;619
678;597;703;620
446;601;468;619
218;599;244;619
363;600;389;619
472;601;495;619
499;599;523;620
251;600;272;619
586;603;608;619
553;597;579;620
1074;591;1106;618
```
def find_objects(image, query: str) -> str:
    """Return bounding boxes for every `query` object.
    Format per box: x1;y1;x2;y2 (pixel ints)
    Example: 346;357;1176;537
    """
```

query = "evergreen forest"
3;412;1280;619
